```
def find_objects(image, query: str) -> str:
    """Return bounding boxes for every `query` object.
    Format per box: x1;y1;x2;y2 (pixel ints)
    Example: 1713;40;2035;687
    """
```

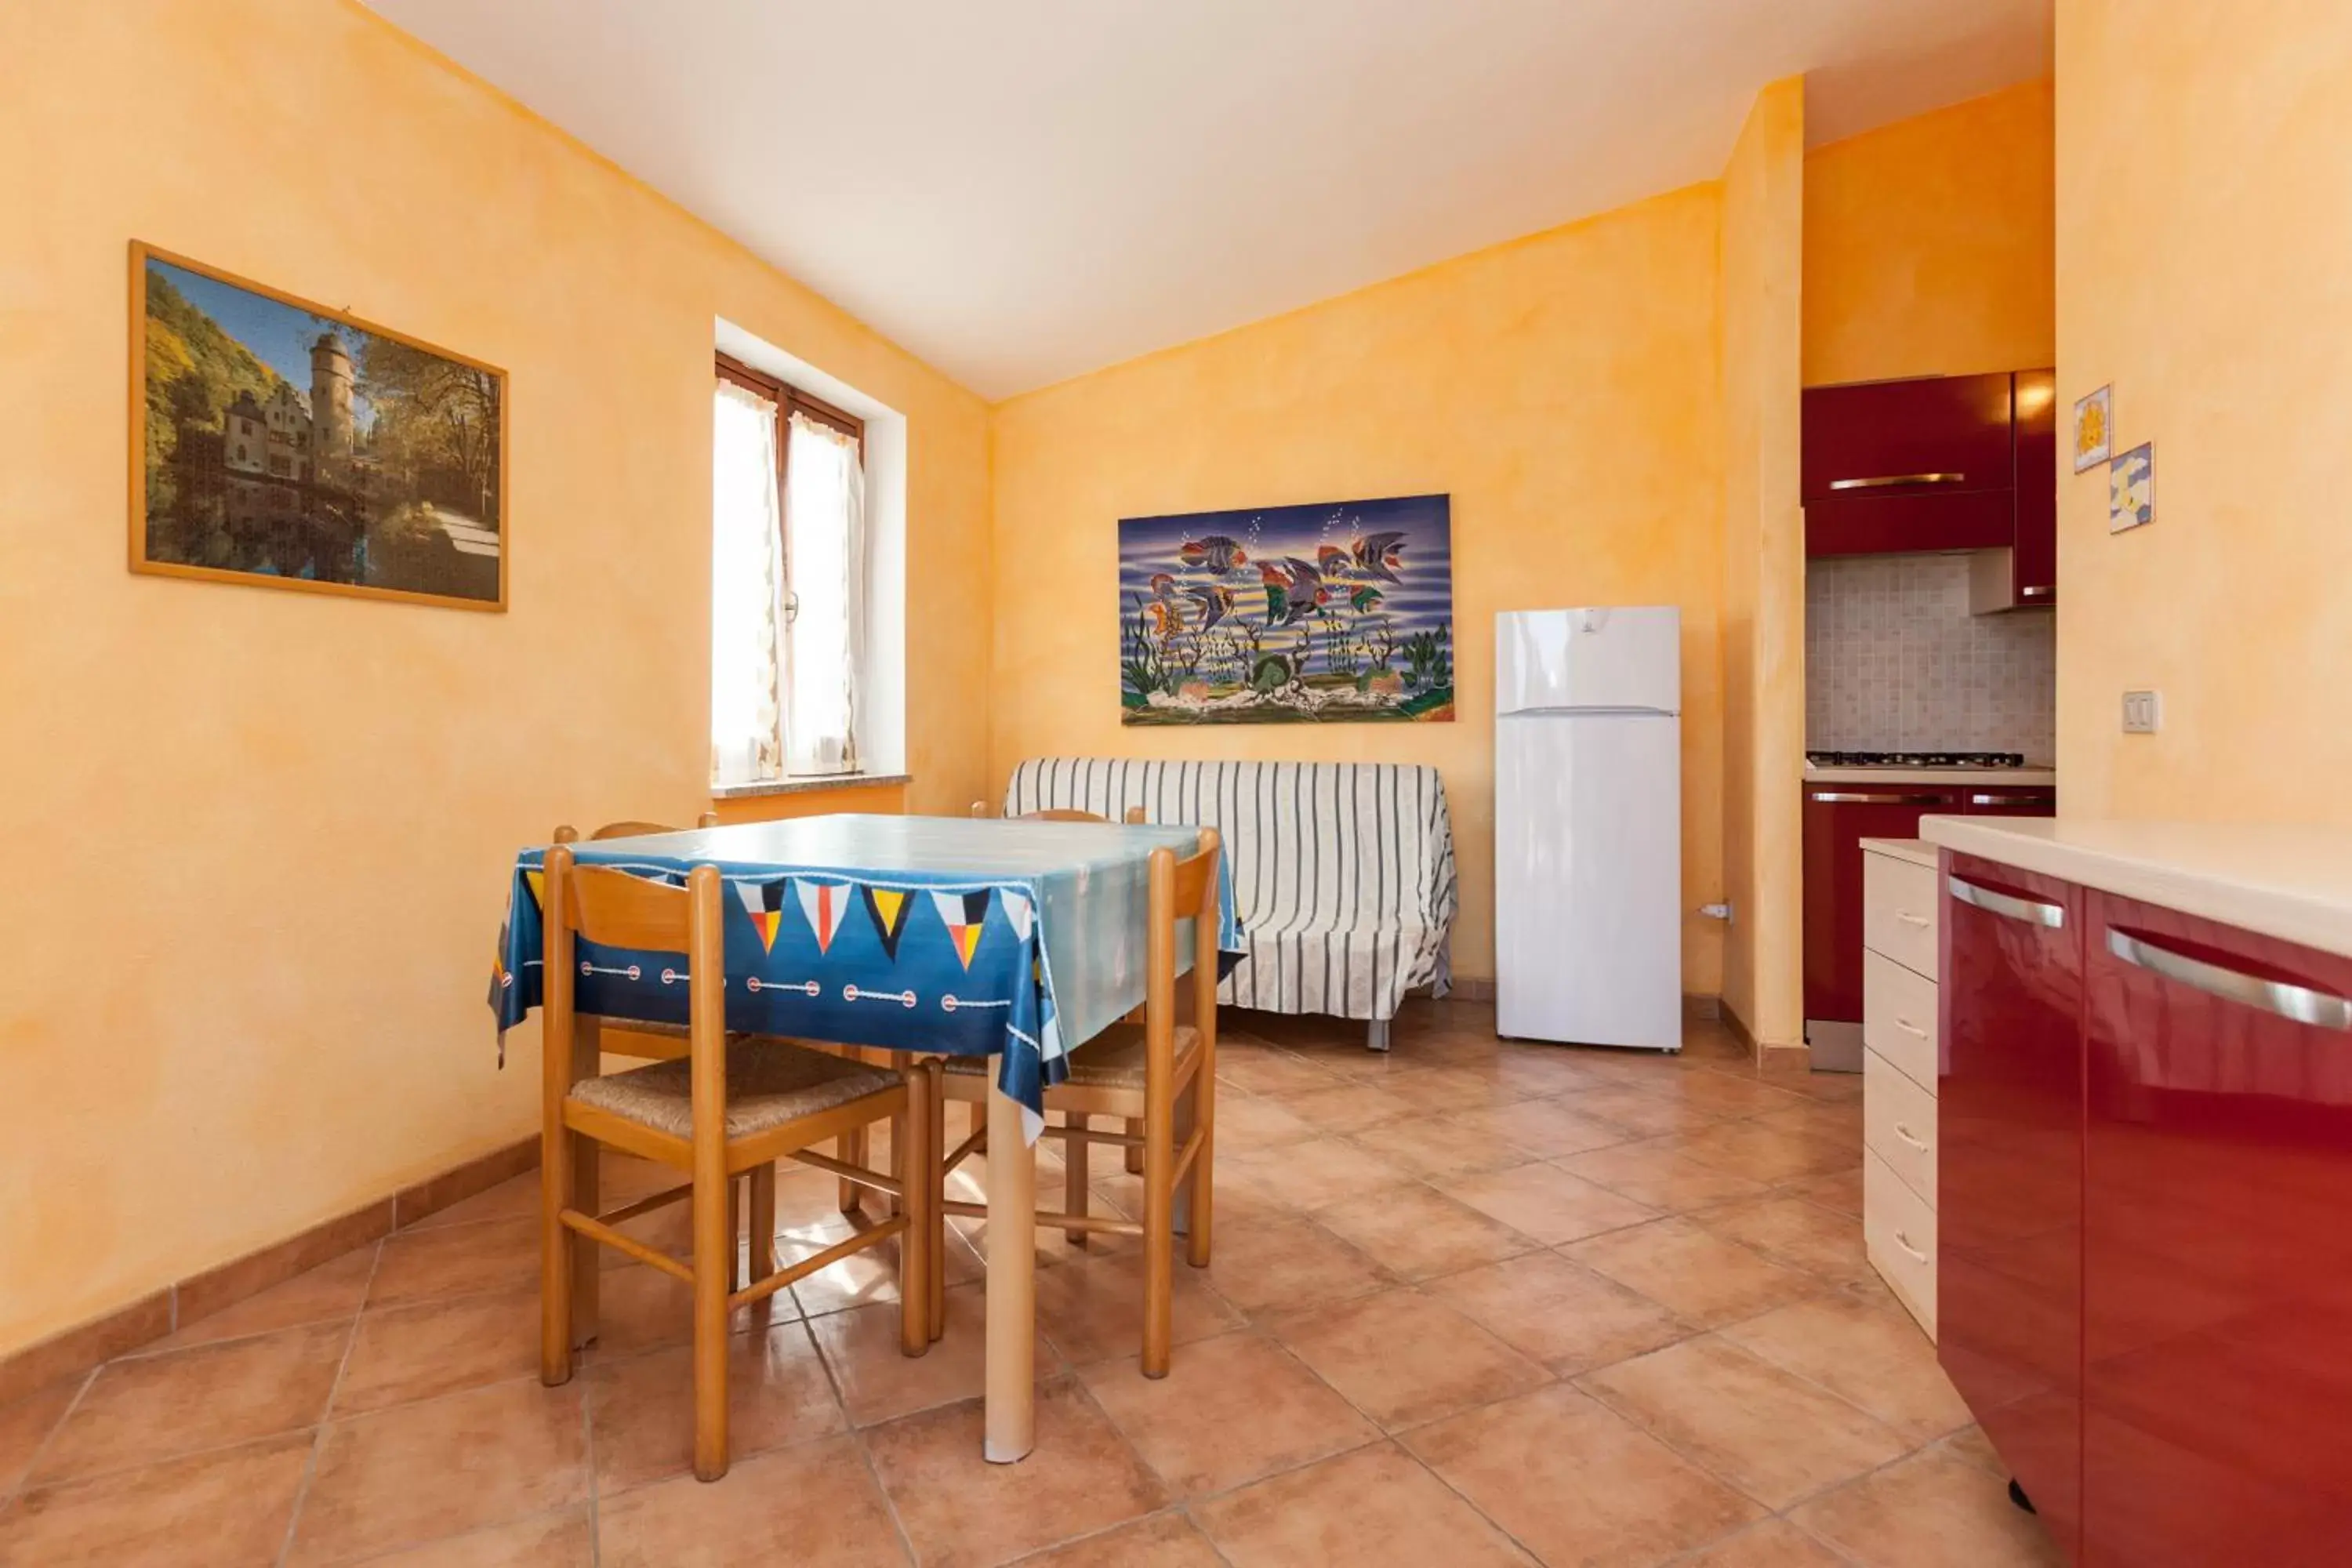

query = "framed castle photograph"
130;243;507;610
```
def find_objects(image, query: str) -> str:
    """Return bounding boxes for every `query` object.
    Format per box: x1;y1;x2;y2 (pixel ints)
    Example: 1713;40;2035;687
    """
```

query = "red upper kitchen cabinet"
1939;853;2084;1563
1803;372;2016;557
1971;369;2059;612
2079;891;2352;1566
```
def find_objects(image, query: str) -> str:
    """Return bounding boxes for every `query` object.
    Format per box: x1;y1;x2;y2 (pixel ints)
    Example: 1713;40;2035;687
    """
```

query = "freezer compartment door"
1497;606;1681;716
1496;713;1682;1048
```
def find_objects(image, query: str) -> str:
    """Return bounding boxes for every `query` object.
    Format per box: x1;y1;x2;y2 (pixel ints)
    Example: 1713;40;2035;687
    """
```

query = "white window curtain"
780;410;865;775
710;381;786;784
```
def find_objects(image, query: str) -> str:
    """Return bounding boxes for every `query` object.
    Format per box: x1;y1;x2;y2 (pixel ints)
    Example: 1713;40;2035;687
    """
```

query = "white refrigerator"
1495;607;1682;1051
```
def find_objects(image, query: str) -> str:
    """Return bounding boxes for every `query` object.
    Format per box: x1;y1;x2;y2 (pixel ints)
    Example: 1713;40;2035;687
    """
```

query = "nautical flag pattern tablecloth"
490;814;1242;1136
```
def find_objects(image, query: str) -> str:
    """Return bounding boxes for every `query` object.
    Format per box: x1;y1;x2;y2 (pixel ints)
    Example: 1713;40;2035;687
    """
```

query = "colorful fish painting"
1118;494;1453;725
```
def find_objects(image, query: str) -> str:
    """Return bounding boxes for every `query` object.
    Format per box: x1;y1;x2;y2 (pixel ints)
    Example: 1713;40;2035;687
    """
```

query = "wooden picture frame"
129;241;509;611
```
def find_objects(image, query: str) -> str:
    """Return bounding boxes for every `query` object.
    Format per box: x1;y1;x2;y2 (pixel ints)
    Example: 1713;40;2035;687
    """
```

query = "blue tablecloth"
490;814;1243;1136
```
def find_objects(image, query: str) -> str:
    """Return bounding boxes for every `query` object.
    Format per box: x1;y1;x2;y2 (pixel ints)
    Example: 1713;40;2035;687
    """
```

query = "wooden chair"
932;829;1221;1376
967;801;1149;825
537;844;938;1481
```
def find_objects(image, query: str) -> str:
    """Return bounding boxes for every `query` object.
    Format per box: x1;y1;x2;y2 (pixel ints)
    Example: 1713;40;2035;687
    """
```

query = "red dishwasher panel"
1940;852;2083;1563
2080;892;2352;1566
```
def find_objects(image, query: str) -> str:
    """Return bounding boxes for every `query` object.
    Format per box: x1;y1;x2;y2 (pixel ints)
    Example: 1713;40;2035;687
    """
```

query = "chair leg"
887;1105;905;1220
568;1137;601;1349
727;1178;744;1294
539;1114;574;1387
1187;1073;1215;1269
747;1163;776;1286
928;1069;949;1342
691;1156;731;1482
1142;1098;1174;1378
900;1079;932;1358
1064;1112;1090;1246
840;1123;869;1215
1124;1117;1145;1175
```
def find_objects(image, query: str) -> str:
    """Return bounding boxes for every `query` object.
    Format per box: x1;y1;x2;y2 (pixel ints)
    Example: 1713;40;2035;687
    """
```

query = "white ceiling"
366;0;2049;399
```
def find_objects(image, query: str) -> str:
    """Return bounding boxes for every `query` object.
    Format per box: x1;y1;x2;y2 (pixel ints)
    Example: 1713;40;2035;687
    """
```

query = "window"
711;353;866;784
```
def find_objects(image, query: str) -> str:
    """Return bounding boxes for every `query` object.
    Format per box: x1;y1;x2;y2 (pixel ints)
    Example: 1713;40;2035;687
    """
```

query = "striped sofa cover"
1004;758;1458;1038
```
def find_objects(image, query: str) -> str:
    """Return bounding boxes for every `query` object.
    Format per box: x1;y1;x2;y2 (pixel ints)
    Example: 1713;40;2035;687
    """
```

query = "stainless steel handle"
1895;1121;1929;1151
1893;1229;1929;1262
2106;930;2352;1030
1894;1015;1928;1039
2020;585;2053;599
1966;793;2050;807
1828;473;1969;491
1949;876;2065;928
1809;792;1953;805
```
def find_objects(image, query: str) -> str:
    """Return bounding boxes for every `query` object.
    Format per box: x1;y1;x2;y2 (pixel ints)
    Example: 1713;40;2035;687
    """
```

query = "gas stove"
1806;750;2027;769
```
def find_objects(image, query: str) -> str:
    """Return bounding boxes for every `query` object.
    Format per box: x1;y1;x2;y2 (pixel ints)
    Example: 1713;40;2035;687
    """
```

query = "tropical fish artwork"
1117;494;1454;725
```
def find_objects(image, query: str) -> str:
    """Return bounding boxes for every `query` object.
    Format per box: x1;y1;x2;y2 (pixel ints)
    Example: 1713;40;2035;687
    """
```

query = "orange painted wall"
989;187;1730;990
0;2;990;1356
1803;80;2056;387
1717;80;1807;1052
2055;2;2352;819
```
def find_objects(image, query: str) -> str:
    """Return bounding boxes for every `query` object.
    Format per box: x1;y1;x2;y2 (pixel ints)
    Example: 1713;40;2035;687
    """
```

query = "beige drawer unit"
1864;1146;1938;1338
1862;851;1940;981
1864;1047;1936;1205
1862;949;1939;1089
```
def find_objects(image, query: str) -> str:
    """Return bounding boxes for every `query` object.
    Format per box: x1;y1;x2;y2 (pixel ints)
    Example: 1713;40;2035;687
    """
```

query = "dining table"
489;811;1242;1461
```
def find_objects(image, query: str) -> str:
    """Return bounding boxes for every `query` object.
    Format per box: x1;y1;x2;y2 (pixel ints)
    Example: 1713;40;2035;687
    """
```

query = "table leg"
983;1080;1036;1464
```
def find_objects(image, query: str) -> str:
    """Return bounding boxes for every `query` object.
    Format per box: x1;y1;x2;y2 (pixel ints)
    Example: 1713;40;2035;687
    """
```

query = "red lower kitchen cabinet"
1939;852;2084;1563
2079;892;2352;1566
1803;786;1963;1025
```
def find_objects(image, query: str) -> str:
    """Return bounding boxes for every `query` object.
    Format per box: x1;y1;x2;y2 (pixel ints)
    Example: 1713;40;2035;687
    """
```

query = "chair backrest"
971;801;1145;825
1005;757;1455;931
554;812;720;844
541;846;728;1078
1145;828;1223;1054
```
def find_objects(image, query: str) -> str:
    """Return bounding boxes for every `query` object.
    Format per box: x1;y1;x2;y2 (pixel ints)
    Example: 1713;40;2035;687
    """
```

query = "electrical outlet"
2122;690;2162;734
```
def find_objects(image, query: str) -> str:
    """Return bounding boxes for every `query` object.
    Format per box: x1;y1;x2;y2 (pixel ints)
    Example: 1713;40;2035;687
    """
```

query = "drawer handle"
1893;1015;1927;1039
1810;791;1954;804
2106;929;2352;1030
1896;912;1930;928
1893;1229;1929;1262
1828;473;1969;491
1894;1121;1929;1151
1949;876;2065;929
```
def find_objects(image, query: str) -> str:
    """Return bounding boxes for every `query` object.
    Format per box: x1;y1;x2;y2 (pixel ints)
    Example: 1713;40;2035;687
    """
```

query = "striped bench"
1003;757;1459;1050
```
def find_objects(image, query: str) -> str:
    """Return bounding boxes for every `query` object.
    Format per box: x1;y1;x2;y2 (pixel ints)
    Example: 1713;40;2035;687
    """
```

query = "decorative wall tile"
1805;555;2055;758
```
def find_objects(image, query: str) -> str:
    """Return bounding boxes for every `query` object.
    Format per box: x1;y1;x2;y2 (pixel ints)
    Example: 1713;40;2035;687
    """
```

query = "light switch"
2122;690;2162;734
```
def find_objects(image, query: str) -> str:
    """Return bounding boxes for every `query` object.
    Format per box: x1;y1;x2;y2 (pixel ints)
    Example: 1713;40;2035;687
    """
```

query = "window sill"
710;771;911;801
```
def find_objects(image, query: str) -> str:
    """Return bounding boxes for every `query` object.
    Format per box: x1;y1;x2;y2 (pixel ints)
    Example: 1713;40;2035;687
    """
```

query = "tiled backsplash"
1806;553;2056;759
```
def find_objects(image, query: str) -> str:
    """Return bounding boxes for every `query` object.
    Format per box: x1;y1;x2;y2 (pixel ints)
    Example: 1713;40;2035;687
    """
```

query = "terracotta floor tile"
1216;1050;1348;1097
34;1318;348;1482
583;1262;799;1364
336;1289;543;1416
1781;1166;1865;1218
1359;1063;1523;1114
1675;1120;1857;1184
1657;1070;1816;1120
597;1435;906;1567
1565;1218;1824;1329
1311;1182;1541;1280
1695;1195;1874;1285
1078;1330;1375;1497
0;1377;83;1497
1789;1445;2067;1567
1343;1115;1534;1178
405;1172;541;1231
1205;1091;1317;1151
288;1377;587;1564
1269;1288;1548;1430
1483;1046;1616;1097
786;1224;965;1319
1219;1137;1414;1212
1719;1294;1971;1446
1406;1384;1765;1568
0;1430;312;1568
1579;1335;1910;1508
1271;1081;1421;1134
1559;1138;1775;1212
1432;1163;1658;1246
368;1218;541;1307
1193;1440;1534;1566
162;1246;379;1351
1198;1214;1392;1315
1033;1242;1243;1367
1014;1510;1223;1566
360;1505;594;1566
1425;1250;1692;1374
863;1379;1168;1568
1440;1097;1642;1158
586;1321;843;1491
811;1280;1057;1427
1750;1098;1867;1142
1940;1423;2008;1476
1676;1519;1853;1567
1563;1084;1736;1138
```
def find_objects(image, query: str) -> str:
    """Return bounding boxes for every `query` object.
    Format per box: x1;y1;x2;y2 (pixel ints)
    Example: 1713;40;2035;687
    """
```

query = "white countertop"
1806;766;2058;786
1920;816;2352;960
1859;837;1936;869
